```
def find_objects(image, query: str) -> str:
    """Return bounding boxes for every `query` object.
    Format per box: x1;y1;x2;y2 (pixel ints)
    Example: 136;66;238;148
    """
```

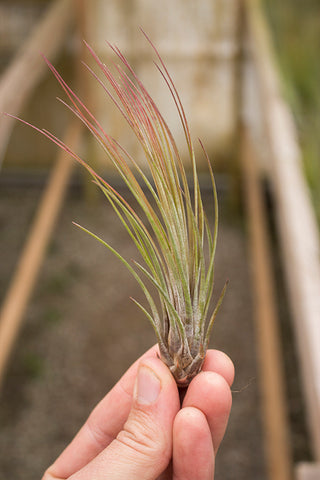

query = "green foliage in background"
263;0;320;223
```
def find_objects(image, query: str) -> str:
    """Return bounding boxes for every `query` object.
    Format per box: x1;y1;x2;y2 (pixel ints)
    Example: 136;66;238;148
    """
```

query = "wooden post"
0;0;73;166
241;127;292;480
246;0;320;462
0;121;82;390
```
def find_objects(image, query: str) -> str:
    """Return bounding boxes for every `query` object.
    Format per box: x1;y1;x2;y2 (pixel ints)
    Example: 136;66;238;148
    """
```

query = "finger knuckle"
117;410;167;460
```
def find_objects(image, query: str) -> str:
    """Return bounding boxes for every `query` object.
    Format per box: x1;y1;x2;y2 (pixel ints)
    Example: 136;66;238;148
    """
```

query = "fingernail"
135;365;161;405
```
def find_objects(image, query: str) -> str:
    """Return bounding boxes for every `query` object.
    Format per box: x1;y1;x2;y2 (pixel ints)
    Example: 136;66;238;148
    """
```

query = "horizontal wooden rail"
246;0;320;465
0;121;82;390
0;0;73;166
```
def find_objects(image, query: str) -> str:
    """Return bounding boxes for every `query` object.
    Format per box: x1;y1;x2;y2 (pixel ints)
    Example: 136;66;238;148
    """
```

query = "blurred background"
264;0;320;225
0;1;319;479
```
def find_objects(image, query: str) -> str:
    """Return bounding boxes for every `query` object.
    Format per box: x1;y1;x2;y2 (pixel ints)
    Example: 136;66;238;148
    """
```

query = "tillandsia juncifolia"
9;30;228;386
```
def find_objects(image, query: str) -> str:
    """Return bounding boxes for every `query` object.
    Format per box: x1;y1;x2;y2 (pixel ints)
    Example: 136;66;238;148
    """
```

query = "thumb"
72;357;179;480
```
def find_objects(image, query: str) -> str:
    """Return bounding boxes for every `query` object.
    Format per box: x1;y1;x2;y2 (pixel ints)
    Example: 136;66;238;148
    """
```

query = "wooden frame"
241;126;292;480
0;0;77;388
245;0;320;471
0;122;81;389
0;3;319;477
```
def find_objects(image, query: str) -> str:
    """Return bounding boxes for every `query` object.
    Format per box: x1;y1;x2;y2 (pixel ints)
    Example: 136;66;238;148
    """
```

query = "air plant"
11;31;227;386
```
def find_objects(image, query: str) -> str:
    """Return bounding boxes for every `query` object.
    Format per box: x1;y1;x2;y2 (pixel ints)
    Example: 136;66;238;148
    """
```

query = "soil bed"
0;182;266;479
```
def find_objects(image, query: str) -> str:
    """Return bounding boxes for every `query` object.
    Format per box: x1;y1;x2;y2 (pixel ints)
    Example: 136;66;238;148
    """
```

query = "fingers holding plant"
43;349;233;480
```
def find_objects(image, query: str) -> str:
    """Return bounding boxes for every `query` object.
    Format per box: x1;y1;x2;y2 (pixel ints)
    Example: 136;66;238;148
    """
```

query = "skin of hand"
43;345;234;480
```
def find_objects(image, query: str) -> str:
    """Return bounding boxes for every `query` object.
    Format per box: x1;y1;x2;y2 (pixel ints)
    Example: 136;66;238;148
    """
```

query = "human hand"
43;345;234;480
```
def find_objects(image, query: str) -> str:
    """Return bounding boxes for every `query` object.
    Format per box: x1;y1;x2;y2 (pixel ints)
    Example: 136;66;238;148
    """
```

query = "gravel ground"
0;183;266;479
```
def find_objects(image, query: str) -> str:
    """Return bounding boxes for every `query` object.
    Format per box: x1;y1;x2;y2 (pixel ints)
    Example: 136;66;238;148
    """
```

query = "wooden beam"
0;0;73;166
0;121;82;390
246;0;320;461
241;127;292;480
